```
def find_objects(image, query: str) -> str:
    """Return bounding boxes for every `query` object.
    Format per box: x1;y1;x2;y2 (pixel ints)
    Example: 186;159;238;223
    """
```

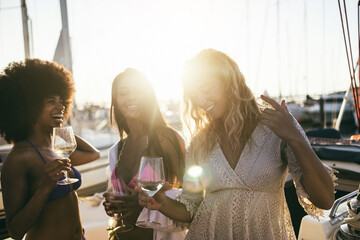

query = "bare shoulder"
2;145;36;174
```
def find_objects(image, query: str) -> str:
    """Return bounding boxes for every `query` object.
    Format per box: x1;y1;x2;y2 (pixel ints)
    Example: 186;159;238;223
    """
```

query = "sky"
0;0;358;107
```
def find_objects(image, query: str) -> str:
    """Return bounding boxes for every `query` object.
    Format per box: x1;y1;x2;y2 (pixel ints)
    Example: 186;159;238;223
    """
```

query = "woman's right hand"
42;158;70;189
137;182;172;210
103;187;142;220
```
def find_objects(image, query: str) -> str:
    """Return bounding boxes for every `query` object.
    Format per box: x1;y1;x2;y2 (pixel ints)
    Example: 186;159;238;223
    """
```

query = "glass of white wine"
52;126;78;185
135;156;165;228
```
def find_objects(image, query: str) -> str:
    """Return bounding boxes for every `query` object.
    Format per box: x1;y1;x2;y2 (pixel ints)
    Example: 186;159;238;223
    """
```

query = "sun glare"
188;165;204;178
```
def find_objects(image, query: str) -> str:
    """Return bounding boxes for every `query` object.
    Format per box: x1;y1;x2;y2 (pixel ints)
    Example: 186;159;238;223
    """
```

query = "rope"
344;200;360;230
344;0;356;73
358;0;360;118
338;0;360;128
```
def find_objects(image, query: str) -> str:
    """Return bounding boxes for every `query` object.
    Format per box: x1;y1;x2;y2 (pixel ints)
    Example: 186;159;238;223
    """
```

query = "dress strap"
26;139;47;163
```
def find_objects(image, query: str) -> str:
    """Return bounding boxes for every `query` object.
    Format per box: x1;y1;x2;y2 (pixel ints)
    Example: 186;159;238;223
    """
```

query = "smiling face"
192;76;228;121
114;77;148;120
36;95;65;131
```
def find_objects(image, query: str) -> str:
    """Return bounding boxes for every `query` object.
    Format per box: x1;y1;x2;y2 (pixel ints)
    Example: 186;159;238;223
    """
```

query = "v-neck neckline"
218;142;247;172
217;123;260;172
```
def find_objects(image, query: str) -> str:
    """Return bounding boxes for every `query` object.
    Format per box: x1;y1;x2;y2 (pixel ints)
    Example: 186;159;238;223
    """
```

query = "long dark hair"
110;68;184;185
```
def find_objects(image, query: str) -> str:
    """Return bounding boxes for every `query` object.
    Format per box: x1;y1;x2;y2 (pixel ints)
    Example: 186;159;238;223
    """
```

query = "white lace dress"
177;122;336;240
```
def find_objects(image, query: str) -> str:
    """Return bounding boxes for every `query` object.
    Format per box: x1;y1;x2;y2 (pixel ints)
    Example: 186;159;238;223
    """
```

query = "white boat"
298;188;360;240
303;92;356;127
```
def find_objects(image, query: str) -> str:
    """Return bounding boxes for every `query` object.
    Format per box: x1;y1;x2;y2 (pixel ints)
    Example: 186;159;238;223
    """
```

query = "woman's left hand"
261;95;335;209
260;95;302;142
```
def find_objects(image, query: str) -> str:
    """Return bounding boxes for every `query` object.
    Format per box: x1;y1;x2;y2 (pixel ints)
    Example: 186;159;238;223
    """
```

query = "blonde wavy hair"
182;49;262;163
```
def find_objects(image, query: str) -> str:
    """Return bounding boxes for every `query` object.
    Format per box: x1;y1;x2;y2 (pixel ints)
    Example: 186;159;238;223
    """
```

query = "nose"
127;89;139;101
196;92;207;108
57;102;65;111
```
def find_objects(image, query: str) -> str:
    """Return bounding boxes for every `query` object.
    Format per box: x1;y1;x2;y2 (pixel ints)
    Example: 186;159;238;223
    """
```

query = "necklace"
116;136;149;167
116;138;127;167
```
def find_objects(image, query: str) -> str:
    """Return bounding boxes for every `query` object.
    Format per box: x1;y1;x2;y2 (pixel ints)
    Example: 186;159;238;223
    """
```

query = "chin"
52;121;63;128
210;112;225;121
125;113;140;120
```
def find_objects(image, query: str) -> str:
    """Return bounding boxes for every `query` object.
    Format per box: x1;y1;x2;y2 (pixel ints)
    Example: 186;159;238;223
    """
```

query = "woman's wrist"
158;195;170;213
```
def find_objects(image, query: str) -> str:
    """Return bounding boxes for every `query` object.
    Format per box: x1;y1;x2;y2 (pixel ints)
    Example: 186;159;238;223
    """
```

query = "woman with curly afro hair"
0;59;100;240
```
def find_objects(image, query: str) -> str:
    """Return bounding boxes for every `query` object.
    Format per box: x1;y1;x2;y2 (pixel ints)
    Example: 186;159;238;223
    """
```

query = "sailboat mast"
277;0;281;98
304;0;308;95
59;0;73;73
21;0;31;58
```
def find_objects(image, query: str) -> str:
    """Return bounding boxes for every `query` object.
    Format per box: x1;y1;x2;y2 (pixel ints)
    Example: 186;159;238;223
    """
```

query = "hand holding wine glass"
106;175;134;233
135;156;165;228
52;126;78;185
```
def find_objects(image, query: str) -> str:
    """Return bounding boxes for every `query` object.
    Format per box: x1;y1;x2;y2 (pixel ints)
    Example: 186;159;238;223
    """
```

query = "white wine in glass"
52;126;78;185
135;156;165;228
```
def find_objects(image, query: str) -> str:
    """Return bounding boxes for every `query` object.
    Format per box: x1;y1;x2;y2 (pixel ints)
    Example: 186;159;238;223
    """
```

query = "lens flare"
188;165;203;178
184;165;205;193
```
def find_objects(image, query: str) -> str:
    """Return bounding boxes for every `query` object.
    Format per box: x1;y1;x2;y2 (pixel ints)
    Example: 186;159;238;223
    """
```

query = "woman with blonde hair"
138;49;336;239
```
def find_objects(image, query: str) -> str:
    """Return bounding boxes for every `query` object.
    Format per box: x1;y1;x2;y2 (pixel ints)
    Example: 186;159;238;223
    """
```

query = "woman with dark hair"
103;68;186;239
0;59;100;240
138;49;337;239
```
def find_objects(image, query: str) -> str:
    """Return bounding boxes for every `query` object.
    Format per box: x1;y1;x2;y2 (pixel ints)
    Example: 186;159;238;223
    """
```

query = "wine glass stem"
147;202;151;222
119;213;126;228
63;169;68;180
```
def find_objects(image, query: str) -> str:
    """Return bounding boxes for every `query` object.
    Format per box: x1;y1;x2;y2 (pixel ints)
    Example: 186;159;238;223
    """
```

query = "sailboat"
297;0;360;239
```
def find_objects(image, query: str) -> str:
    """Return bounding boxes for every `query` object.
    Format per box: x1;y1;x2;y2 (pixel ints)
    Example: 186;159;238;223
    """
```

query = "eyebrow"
118;86;130;89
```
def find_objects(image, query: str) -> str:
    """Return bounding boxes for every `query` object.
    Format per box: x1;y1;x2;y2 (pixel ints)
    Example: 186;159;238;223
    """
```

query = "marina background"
0;0;358;107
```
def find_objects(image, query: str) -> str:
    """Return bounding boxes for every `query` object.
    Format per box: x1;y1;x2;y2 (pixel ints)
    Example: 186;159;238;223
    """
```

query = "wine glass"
52;126;78;185
106;175;134;233
135;156;165;228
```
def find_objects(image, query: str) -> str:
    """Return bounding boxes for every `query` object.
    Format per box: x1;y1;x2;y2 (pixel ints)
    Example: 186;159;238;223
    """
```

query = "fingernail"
260;95;264;98
149;198;154;204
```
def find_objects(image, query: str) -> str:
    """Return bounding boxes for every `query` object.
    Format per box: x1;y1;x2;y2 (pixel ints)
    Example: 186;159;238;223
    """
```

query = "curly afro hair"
0;59;75;144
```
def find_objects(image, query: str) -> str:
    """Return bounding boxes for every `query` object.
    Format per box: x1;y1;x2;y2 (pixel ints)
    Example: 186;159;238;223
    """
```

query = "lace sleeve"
176;149;205;219
282;117;337;219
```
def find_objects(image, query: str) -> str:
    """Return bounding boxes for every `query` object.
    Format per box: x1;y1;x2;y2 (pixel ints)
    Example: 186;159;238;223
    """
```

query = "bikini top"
27;139;82;202
113;137;149;189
